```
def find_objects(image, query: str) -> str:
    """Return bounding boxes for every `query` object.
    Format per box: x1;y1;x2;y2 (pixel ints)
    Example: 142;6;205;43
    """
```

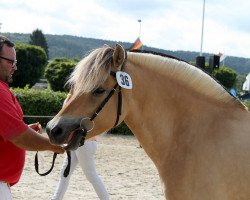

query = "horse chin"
62;129;86;151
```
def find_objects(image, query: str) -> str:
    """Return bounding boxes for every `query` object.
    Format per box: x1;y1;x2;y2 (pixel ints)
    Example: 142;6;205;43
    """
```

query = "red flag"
130;37;143;50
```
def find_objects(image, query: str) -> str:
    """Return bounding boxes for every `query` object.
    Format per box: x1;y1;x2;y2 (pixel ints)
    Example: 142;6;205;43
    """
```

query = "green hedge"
12;87;67;126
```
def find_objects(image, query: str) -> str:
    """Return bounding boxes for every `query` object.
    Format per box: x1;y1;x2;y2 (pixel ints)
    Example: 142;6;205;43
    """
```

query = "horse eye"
93;87;106;96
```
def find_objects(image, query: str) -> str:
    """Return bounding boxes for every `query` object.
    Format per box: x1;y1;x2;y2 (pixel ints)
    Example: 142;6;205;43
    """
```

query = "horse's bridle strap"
90;83;119;122
115;86;122;126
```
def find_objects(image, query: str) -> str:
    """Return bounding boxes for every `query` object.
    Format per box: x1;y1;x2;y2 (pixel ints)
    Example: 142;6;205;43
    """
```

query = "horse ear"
113;44;126;70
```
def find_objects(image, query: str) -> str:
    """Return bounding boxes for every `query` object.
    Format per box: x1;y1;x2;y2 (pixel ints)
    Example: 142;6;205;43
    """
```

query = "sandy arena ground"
11;133;164;200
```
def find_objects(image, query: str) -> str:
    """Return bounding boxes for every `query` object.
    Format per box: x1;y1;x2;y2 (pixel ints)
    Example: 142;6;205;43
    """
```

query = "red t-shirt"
0;81;28;186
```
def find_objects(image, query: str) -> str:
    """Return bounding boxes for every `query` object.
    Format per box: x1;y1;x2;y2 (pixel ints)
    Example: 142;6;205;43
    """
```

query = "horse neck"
123;60;244;169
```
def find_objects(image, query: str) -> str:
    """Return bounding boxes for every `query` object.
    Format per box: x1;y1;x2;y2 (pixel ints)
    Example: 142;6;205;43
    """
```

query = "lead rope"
35;151;57;176
63;151;71;177
35;128;87;177
35;151;71;177
64;129;87;177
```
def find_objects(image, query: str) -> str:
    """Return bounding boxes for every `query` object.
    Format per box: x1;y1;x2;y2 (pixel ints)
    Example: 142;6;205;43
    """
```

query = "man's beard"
8;77;13;85
3;75;13;85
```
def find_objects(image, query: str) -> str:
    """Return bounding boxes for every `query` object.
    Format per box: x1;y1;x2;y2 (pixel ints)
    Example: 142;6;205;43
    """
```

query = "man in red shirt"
0;35;64;199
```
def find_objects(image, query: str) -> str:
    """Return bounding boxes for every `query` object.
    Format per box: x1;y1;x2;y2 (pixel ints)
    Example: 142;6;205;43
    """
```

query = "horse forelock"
67;46;114;96
128;51;246;110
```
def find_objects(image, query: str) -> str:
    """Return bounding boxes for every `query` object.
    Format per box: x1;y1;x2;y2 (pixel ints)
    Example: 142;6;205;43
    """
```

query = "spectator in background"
229;87;237;97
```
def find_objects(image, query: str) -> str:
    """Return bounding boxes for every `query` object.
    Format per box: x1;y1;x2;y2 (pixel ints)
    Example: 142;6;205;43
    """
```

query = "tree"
212;66;237;90
12;44;47;88
29;29;49;58
45;58;78;91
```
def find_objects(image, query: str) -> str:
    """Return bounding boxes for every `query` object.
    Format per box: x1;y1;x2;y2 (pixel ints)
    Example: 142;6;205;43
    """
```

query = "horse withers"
46;44;250;200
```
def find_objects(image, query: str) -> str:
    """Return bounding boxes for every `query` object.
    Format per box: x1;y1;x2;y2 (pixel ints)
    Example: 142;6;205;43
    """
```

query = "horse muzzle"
46;116;94;151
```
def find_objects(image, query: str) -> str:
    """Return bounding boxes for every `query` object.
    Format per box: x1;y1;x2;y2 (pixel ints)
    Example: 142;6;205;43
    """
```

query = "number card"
116;71;133;89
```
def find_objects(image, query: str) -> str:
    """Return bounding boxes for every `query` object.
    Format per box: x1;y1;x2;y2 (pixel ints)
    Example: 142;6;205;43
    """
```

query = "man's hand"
29;122;42;134
51;145;65;154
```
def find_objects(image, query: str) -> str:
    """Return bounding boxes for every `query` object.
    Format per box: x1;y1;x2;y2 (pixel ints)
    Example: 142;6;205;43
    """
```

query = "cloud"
0;0;250;58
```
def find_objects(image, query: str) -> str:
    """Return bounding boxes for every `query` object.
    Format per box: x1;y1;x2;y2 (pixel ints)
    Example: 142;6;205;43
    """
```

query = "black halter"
35;52;126;177
76;51;127;142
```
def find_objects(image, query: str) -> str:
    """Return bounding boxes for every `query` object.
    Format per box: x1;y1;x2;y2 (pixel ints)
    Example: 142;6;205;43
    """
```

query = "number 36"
120;74;130;86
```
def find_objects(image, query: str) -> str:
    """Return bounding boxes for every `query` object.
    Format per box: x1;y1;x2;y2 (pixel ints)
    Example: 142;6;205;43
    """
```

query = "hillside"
3;32;250;75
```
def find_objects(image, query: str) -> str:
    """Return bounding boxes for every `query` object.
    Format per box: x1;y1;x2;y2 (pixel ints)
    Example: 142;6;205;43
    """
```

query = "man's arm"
9;127;64;154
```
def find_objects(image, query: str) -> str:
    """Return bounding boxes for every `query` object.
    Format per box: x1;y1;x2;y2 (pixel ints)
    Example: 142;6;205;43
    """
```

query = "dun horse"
46;44;250;200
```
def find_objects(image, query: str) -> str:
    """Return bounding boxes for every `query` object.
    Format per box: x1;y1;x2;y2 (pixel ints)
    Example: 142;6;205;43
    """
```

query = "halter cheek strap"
89;82;119;124
111;72;123;127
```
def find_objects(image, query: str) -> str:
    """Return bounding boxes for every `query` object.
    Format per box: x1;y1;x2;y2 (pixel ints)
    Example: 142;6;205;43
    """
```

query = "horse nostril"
47;126;66;144
51;126;63;136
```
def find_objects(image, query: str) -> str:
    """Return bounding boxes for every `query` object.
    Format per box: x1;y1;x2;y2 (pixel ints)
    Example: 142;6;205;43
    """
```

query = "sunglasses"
0;38;14;50
0;56;17;68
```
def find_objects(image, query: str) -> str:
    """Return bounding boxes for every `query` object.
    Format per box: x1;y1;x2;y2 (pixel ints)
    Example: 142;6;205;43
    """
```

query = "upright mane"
68;45;246;110
128;51;246;109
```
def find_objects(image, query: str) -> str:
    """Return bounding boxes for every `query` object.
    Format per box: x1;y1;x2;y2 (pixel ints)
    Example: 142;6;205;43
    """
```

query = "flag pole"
138;19;141;38
200;0;206;56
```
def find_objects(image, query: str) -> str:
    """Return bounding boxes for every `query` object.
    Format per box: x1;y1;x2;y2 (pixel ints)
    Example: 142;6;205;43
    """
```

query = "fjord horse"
46;44;250;200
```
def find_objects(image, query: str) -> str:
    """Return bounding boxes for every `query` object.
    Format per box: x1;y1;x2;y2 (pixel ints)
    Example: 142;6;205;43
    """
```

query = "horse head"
46;44;129;150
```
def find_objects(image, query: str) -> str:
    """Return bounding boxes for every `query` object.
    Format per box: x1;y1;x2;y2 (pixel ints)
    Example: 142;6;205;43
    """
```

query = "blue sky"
1;0;250;58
